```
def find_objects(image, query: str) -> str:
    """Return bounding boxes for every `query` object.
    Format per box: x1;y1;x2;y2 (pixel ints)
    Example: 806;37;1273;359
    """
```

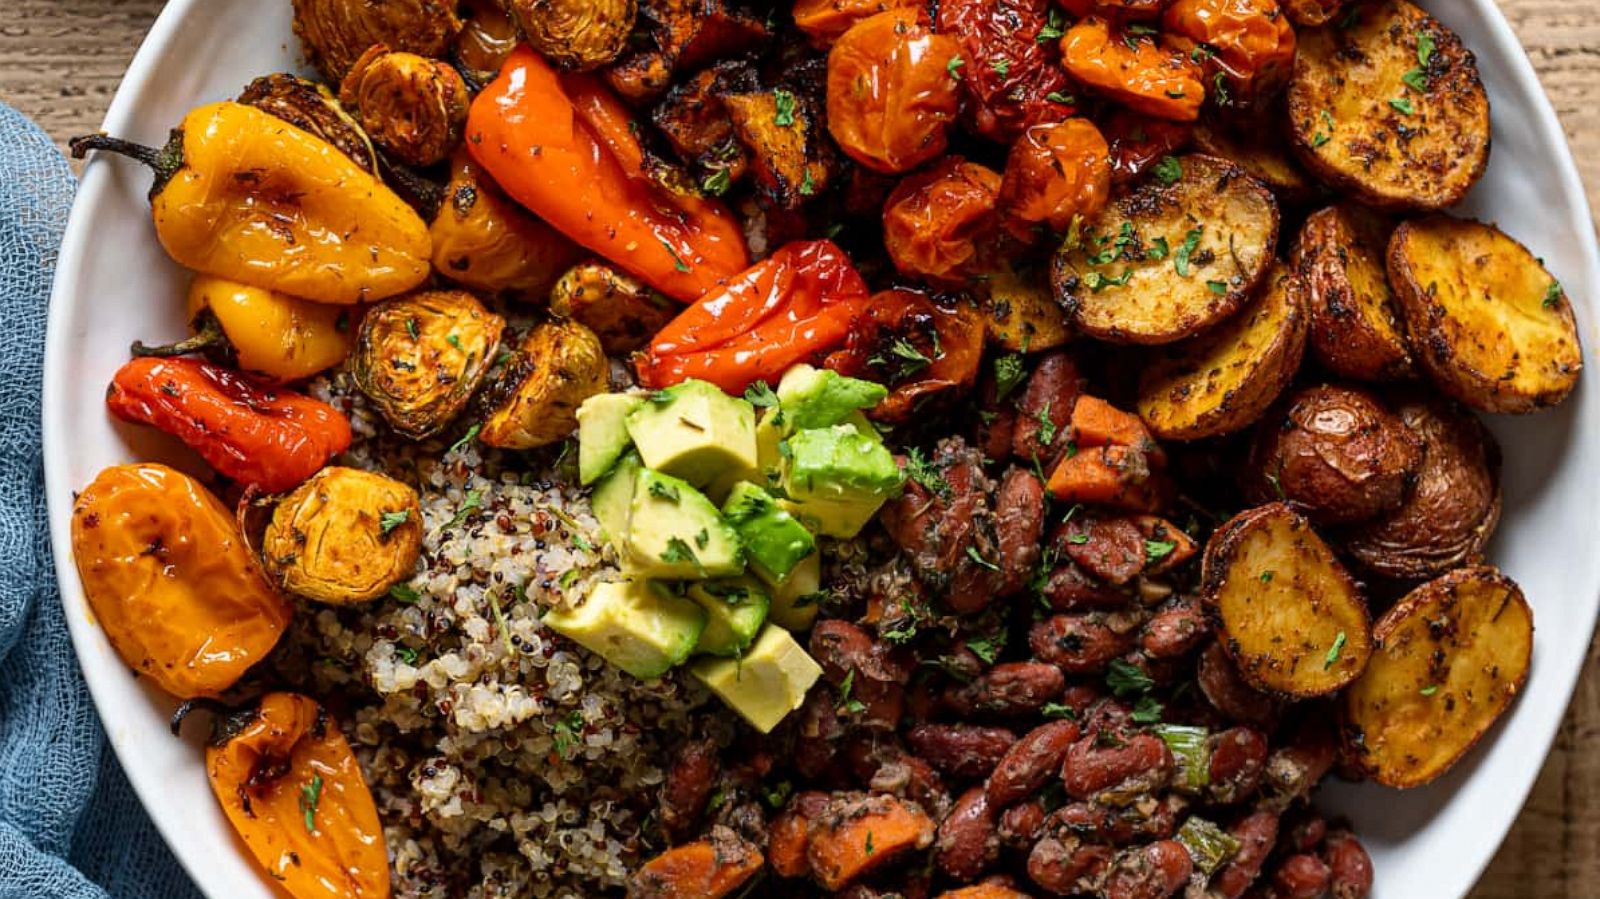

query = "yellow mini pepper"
72;101;432;305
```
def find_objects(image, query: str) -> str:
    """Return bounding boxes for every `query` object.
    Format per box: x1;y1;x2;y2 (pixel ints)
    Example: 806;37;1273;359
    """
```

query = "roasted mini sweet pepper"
637;239;870;394
70;101;432;305
465;46;749;303
106;357;352;493
206;693;390;899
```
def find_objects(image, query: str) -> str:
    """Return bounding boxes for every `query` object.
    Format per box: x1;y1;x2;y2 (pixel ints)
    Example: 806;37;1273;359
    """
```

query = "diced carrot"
1134;515;1199;575
806;794;936;890
769;792;829;879
1046;445;1163;511
1071;395;1163;462
936;883;1033;899
629;828;764;899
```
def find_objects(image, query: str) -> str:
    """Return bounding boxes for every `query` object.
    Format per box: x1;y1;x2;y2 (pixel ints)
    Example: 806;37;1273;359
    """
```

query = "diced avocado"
687;578;771;657
763;551;823;631
777;423;904;538
755;409;786;487
721;481;816;583
780;496;880;540
591;452;642;543
623;470;745;578
626;380;757;488
690;625;823;733
543;579;705;679
576;393;642;485
776;364;889;431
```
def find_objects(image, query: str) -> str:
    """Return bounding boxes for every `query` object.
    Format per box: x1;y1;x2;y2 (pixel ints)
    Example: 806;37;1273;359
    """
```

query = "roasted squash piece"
1291;204;1414;382
1053;154;1279;344
1287;0;1490;211
1388;216;1583;414
806;793;937;890
236;73;376;175
630;826;764;898
509;0;636;72
291;0;461;82
549;262;677;355
724;89;838;210
1341;566;1533;788
979;262;1074;352
430;151;586;300
353;290;507;440
262;467;423;605
1202;502;1372;697
650;62;756;189
480;319;609;450
339;45;471;168
1135;262;1307;441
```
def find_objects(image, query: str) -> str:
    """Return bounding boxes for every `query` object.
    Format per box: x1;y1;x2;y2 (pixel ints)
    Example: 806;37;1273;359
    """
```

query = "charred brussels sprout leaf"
237;73;377;175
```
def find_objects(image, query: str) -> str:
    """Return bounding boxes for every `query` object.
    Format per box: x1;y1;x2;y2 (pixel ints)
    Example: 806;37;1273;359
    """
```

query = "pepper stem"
130;311;229;359
69;127;186;198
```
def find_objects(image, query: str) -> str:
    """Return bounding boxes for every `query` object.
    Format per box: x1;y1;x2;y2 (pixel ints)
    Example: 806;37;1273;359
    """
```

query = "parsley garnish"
1420;684;1440;697
1402;68;1428;92
864;830;875;856
1311;109;1335;148
994;353;1027;400
1418;32;1436;66
991;58;1012;77
967;632;1003;664
1046;91;1076;104
1038;8;1066;41
1131;694;1164;724
1544;279;1564;309
380;509;410;535
906;446;952;501
1325;631;1348;670
389;583;421;603
1174;228;1203;277
660;537;700;567
1036;401;1058;447
405;317;419;340
947;56;965;80
445;489;483;528
395;646;418;665
1067;533;1090;545
773;89;797;126
1145;540;1177;564
1146;236;1170;261
799;167;816;196
965;545;1001;572
1107;658;1154;696
871;337;933;380
1260;570;1275;583
299;774;324;832
1207;280;1229;295
1389;97;1415;116
659;238;691;272
1042;702;1077;720
446;333;463;351
648;479;680;503
1084;270;1133;292
838;669;866;714
1153;156;1183;186
702;167;732;196
761;780;794;809
449;423;481;454
552;709;584;759
744;380;779;407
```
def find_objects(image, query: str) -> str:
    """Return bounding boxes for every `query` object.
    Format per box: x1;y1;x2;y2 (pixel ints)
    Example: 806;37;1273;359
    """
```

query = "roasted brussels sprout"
353;290;507;440
291;0;463;83
454;0;521;86
480;320;608;450
430;151;586;300
508;0;637;71
340;45;471;168
262;467;423;604
236;73;377;175
549;262;677;355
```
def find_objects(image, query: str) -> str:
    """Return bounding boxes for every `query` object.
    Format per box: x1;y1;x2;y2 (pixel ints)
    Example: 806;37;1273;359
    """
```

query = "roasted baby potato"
430;151;586;300
508;0;637;72
724;88;838;210
262;466;423;605
978;262;1074;353
1202;502;1372;697
1389;216;1583;414
1135;262;1307;441
1287;0;1491;211
291;0;462;82
340;45;470;168
1342;395;1501;580
1243;384;1423;525
479;319;609;450
1192;114;1321;207
1291;204;1415;382
1053;154;1279;344
549;262;678;355
236;73;376;175
1340;566;1533;788
353;290;508;440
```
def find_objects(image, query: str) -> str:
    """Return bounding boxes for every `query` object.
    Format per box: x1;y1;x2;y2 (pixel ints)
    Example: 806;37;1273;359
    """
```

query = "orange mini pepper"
466;47;749;303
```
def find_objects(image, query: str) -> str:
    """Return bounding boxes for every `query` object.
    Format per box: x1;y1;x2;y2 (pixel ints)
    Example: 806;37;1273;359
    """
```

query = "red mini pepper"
106;357;351;493
637;240;871;394
466;46;750;303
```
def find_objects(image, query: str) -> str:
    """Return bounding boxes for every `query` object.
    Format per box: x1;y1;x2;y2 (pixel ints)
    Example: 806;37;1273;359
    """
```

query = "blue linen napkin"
0;101;201;899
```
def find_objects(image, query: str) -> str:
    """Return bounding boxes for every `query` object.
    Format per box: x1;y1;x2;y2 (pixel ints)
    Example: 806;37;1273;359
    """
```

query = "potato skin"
1243;384;1423;525
1291;204;1415;382
1192;114;1321;207
262;467;423;605
291;0;462;82
1340;566;1533;788
978;262;1074;352
1286;0;1490;211
1388;216;1584;414
1341;394;1501;580
479;319;609;450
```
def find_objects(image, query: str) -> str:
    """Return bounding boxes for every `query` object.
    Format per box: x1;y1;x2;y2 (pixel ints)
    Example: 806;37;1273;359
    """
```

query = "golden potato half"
1192;115;1321;207
1389;215;1583;414
1291;204;1414;382
1341;566;1532;788
353;290;507;440
978;261;1073;353
263;467;423;604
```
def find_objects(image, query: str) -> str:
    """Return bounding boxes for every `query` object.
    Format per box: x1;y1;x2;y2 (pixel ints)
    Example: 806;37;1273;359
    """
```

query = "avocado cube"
623;470;744;578
687;578;771;657
777;423;904;538
577;393;643;485
626;380;757;489
543;579;706;679
721;481;816;583
591;452;642;543
764;552;823;631
776;364;888;431
690;625;823;733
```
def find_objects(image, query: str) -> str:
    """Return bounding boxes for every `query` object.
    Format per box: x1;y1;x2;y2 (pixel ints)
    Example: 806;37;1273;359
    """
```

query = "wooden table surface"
3;1;1596;896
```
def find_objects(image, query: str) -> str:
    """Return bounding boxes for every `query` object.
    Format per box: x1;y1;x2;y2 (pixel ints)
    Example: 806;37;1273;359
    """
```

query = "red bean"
1262;715;1339;810
995;467;1046;596
1061;730;1173;804
1030;614;1138;674
1273;853;1333;899
1280;811;1328;854
1027;834;1113;896
809;619;911;729
1102;840;1193;899
658;737;719;842
987;719;1080;807
1140;595;1211;659
998;797;1049;849
907;723;1019;779
936;786;1001;881
1061;512;1147;586
1206;726;1270;805
947;661;1066;717
1013;351;1084;465
1039;551;1134;611
1324;830;1375;899
1212;810;1280;899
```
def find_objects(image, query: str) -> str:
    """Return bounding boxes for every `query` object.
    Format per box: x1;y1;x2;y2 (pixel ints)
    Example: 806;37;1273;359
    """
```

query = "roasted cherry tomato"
826;8;963;174
639;240;871;394
1100;109;1196;183
1060;17;1206;121
1164;0;1297;103
825;289;985;422
1056;0;1174;19
936;0;1078;142
883;158;1003;285
793;0;922;46
999;119;1113;237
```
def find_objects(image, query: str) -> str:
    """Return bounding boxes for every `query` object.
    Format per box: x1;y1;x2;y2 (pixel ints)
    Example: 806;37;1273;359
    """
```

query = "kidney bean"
1197;642;1280;727
1061;512;1148;586
1040;555;1136;610
1323;830;1374;899
1273;853;1333;899
976;397;1018;464
1046;793;1186;847
987;720;1080;807
1139;595;1211;659
794;690;846;783
994;467;1046;596
659;737;719;842
1262;715;1339;810
880;438;998;612
1028;834;1114;897
998;797;1050;849
1279;811;1328;854
1206;726;1269;805
908;724;1019;779
937;786;1001;881
810;620;911;728
1013;351;1084;465
905;678;942;725
1102;840;1193;899
947;662;1066;718
1061;730;1173;805
1030;614;1138;674
1212;810;1280;899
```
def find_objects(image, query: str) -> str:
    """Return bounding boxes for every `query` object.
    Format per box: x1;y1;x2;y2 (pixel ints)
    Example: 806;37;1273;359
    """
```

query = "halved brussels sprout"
262;466;422;604
340;45;471;168
430;151;585;300
237;73;377;175
291;0;462;82
353;290;507;439
548;261;676;354
508;0;637;72
480;319;608;450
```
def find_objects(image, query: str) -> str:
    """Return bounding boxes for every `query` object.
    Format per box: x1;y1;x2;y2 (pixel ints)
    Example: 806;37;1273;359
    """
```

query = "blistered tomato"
793;0;922;46
826;8;963;174
1060;17;1206;121
1100;109;1196;183
999;119;1113;236
825;289;985;422
1164;0;1297;101
883;158;1003;284
936;0;1078;141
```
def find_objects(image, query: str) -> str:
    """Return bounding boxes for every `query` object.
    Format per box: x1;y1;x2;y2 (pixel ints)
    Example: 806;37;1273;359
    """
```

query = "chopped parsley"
773;89;797;127
1145;540;1178;564
864;830;875;856
379;509;410;535
1046;90;1077;105
967;632;1004;664
947;56;965;80
702;167;732;196
1420;684;1441;697
1174;228;1203;277
1038;7;1066;41
799;167;817;196
299;774;324;833
648;479;680;503
1207;279;1229;295
552;709;585;758
991;58;1012;78
659;238;691;272
1036;401;1058;447
1417;31;1436;66
1145;236;1170;261
871;337;933;380
405;317;420;340
1041;702;1077;720
994;353;1027;400
906;446;952;501
1260;570;1275;583
1106;658;1154;697
838;669;866;715
446;333;463;351
389;583;421;603
1389;97;1415;116
744;380;779;407
1402;67;1429;92
1084;270;1134;292
1544;279;1564;309
1131;694;1164;724
1067;533;1091;545
449;423;481;454
660;537;700;567
761;780;794;809
1153;156;1184;186
1311;109;1335;148
965;545;1001;573
1324;631;1348;670
395;646;418;665
445;489;483;528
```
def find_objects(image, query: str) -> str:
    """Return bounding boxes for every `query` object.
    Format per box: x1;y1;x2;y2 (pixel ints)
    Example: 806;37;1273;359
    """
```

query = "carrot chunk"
806;794;936;890
630;827;764;898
